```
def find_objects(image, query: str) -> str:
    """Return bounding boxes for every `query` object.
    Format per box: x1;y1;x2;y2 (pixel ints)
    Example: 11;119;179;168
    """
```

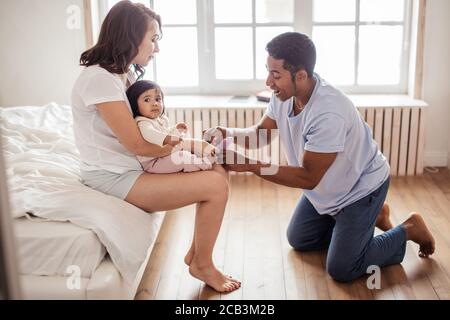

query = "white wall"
0;0;86;107
0;0;449;167
422;0;450;167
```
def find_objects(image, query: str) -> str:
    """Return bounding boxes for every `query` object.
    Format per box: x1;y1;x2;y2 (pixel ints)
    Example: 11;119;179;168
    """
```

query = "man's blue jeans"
286;178;407;282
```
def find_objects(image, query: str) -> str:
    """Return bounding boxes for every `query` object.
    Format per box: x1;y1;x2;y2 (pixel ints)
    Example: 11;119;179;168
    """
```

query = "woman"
71;0;240;293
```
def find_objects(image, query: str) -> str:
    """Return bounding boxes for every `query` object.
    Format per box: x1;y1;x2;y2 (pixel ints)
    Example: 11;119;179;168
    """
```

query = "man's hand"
222;149;255;172
203;126;227;143
223;162;251;172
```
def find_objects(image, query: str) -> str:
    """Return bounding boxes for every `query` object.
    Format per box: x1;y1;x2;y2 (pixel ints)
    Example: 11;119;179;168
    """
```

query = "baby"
126;80;222;173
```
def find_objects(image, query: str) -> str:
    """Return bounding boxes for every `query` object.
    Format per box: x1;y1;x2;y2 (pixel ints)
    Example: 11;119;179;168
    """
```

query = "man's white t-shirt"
71;65;142;174
266;73;390;215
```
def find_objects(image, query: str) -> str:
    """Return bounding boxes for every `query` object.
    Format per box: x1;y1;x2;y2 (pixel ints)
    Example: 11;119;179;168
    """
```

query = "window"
106;0;200;88
213;0;294;80
101;0;413;94
312;0;411;93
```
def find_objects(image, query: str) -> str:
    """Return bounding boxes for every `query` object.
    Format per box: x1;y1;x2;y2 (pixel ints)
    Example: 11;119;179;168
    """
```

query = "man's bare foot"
189;260;241;293
402;212;436;258
376;203;394;231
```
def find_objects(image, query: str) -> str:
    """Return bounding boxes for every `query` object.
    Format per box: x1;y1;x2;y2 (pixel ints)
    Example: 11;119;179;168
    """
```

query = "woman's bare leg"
187;186;239;292
184;164;230;266
125;167;240;292
184;204;199;266
182;165;239;282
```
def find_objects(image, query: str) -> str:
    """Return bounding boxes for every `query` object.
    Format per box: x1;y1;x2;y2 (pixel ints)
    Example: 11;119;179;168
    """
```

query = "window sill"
348;94;428;108
164;94;428;109
164;95;267;109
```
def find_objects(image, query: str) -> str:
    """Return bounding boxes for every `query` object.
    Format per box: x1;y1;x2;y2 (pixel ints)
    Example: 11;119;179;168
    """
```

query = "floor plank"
137;169;450;300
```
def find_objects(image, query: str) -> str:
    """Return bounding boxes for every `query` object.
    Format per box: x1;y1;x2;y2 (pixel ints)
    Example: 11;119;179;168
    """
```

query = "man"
206;32;435;282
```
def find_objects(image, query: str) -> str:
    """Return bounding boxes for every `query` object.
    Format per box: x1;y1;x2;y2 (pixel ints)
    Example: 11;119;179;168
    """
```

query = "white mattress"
15;217;106;278
20;256;129;300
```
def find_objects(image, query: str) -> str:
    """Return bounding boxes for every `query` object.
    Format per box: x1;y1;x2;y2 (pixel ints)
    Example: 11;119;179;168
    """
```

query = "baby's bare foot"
376;203;394;231
189;261;241;293
402;212;436;258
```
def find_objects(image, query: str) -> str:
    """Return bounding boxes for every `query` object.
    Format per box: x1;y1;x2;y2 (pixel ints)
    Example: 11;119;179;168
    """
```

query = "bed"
0;103;165;299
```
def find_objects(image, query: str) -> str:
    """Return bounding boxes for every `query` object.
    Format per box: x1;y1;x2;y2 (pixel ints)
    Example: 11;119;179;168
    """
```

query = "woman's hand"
160;144;178;157
163;134;183;147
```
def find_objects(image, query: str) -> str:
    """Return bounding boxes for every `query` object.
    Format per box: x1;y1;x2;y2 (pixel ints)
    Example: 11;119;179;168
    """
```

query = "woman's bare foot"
185;249;236;280
402;212;436;258
376;203;394;231
184;248;194;266
189;259;241;293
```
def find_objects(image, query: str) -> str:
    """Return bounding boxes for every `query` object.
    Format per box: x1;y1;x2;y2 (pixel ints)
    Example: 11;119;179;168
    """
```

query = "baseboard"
424;151;448;167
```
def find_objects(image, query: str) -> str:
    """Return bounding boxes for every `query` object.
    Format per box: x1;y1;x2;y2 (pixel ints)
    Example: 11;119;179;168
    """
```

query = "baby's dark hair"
126;80;165;118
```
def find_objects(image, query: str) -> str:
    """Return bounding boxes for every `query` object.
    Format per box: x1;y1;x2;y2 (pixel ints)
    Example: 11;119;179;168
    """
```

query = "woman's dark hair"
126;80;165;118
80;0;162;80
266;32;316;80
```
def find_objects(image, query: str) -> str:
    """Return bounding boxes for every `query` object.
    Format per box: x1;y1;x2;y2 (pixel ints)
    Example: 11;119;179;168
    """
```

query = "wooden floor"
135;169;450;300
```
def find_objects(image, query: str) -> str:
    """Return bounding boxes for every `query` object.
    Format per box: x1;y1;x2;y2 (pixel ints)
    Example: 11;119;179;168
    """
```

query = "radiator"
165;105;425;176
358;107;425;176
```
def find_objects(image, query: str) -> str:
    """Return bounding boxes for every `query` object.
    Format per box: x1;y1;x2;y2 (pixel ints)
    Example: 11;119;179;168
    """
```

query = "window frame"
98;0;413;95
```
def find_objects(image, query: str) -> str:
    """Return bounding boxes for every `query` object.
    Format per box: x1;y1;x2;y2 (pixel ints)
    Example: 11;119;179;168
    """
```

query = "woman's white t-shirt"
71;65;142;174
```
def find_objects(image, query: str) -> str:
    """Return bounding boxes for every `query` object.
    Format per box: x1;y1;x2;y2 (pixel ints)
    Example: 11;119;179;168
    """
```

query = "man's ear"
296;69;308;83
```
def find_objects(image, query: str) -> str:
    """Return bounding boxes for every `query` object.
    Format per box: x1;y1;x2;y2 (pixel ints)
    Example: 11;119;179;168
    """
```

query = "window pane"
215;28;253;79
360;0;404;22
155;27;199;86
214;0;252;23
358;26;403;85
312;26;355;85
256;27;293;79
255;0;294;23
313;0;355;22
154;0;197;24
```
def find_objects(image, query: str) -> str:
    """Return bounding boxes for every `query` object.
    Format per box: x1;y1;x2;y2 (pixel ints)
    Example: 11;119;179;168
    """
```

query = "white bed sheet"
15;216;106;278
0;103;164;284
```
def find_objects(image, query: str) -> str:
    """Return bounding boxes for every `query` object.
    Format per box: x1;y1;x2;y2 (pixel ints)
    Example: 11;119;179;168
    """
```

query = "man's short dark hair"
266;32;316;80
